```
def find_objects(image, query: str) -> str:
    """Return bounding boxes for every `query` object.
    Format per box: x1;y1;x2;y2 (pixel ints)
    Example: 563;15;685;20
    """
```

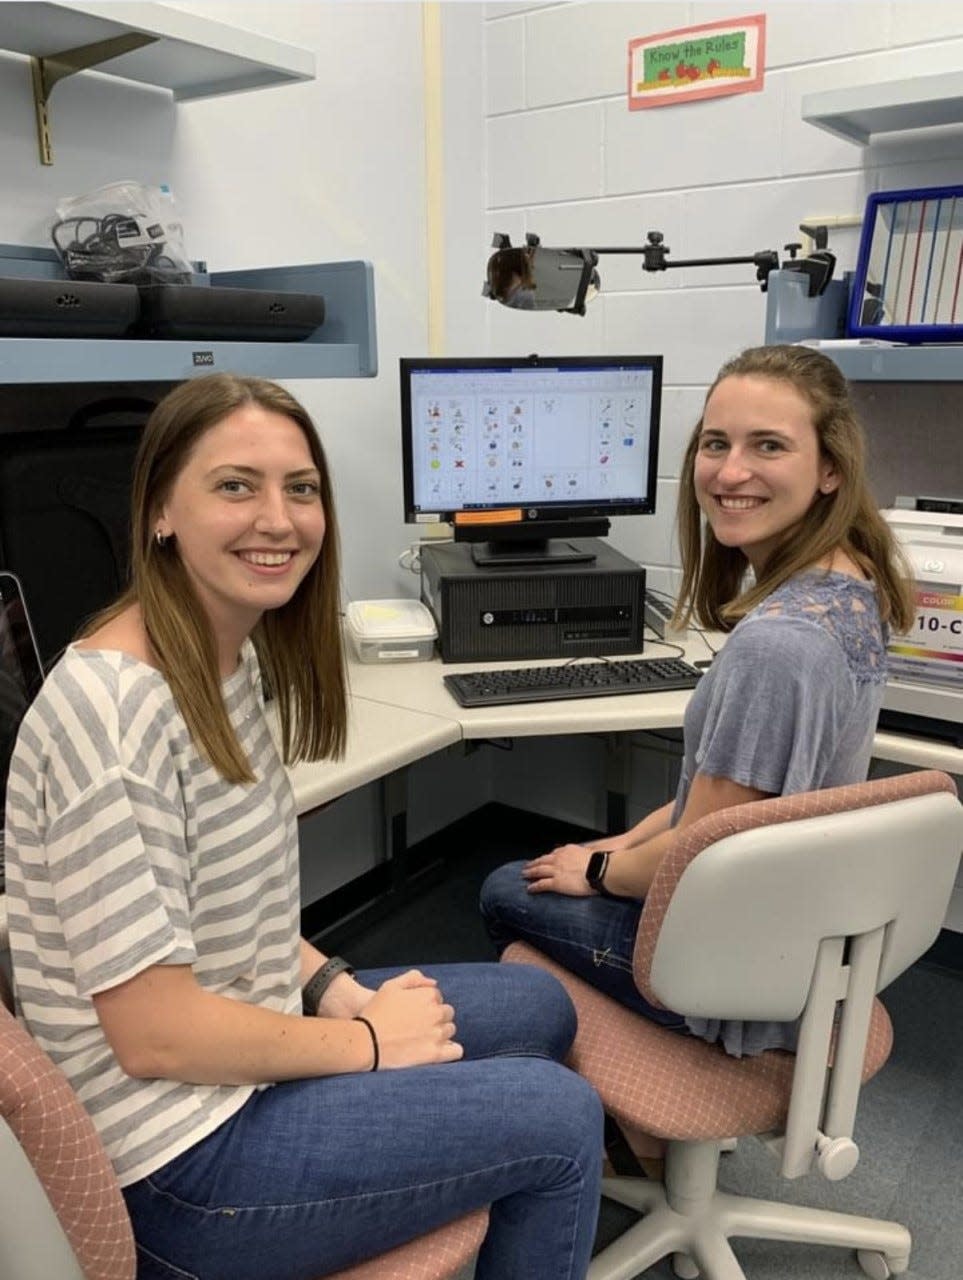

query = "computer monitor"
400;353;662;565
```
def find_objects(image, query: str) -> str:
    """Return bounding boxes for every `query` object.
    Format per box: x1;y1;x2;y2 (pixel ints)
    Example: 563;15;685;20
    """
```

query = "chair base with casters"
502;771;963;1280
507;942;904;1280
598;1147;908;1280
0;994;488;1280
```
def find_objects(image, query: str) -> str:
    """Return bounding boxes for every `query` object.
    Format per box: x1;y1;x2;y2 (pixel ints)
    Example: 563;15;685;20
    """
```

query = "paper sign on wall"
628;13;766;111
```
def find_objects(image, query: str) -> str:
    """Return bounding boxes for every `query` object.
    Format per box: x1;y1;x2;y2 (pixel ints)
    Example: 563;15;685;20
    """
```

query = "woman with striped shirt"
5;374;603;1280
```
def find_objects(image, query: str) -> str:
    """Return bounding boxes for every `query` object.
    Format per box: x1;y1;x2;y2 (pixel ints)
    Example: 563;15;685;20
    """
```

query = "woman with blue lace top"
481;344;916;1063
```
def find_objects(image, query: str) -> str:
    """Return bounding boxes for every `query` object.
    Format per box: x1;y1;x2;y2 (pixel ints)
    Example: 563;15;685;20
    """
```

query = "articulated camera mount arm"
606;231;780;291
487;227;833;314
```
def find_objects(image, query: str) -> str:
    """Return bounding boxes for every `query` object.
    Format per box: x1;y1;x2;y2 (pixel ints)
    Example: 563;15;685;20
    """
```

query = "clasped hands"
318;969;462;1070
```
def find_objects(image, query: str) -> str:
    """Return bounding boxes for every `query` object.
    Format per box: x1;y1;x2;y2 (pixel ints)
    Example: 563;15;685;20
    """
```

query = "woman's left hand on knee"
522;845;594;897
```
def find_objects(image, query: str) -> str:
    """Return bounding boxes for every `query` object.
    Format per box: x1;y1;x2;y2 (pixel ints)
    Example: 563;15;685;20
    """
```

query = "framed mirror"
484;243;599;314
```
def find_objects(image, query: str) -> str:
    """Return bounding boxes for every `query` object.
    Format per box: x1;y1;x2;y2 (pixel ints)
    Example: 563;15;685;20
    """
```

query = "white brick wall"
461;0;963;582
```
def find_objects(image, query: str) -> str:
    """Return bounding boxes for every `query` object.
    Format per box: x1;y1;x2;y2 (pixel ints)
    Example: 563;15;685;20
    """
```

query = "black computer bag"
0;397;155;667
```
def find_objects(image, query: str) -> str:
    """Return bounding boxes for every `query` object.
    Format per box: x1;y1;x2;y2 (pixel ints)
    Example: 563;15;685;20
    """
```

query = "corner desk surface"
287;639;963;815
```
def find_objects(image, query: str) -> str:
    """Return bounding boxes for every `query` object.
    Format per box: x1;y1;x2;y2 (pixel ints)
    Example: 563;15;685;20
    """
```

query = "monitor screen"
400;354;662;539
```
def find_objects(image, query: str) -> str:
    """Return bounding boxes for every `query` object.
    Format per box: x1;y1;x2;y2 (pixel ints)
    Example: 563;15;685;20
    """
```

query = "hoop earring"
155;530;169;548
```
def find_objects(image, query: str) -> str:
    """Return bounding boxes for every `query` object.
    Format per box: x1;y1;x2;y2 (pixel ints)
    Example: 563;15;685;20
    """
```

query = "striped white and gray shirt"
4;642;301;1186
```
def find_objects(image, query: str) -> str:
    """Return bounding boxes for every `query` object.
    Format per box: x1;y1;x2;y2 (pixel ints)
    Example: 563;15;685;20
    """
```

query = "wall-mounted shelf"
0;3;314;98
799;72;963;383
0;2;315;162
801;71;963;145
818;344;963;383
0;246;378;384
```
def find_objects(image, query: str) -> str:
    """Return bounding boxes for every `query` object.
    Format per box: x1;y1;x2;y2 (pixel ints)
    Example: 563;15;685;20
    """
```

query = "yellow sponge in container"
345;599;437;663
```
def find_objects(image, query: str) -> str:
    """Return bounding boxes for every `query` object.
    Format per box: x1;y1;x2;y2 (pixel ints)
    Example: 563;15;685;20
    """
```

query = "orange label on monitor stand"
453;509;523;525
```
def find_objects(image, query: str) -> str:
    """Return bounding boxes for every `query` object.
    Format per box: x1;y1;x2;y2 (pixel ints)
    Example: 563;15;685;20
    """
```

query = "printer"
880;504;963;747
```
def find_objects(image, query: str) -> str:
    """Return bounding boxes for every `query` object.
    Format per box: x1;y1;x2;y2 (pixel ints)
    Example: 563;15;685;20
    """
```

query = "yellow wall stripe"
422;0;444;355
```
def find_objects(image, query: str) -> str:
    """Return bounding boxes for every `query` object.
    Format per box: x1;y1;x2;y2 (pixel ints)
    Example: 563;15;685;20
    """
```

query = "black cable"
644;584;719;657
51;214;190;285
641;633;687;659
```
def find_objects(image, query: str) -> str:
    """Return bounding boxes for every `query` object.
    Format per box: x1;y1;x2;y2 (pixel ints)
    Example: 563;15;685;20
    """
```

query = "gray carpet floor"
330;804;963;1280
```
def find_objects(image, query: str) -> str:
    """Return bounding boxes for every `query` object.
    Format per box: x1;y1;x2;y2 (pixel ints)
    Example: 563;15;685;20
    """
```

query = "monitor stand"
470;538;597;567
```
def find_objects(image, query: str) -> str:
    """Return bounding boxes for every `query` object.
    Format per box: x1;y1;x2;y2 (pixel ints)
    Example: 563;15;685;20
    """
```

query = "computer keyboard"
443;657;702;708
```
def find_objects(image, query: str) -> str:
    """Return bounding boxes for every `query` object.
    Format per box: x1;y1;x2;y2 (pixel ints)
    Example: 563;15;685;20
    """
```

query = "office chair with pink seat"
504;769;963;1280
0;975;487;1280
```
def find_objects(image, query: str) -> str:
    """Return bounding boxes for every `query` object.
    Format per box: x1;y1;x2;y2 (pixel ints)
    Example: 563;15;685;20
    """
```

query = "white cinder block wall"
1;2;961;864
458;0;963;595
435;0;963;831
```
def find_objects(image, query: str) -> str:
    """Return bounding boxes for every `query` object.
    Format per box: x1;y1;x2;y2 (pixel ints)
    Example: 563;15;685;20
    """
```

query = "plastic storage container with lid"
345;598;437;663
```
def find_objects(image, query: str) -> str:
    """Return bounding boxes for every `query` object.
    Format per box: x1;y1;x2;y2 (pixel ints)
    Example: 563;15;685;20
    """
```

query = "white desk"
349;655;697;740
345;633;718;745
4;643;960;952
284;695;459;814
870;730;963;774
302;643;961;903
340;641;963;776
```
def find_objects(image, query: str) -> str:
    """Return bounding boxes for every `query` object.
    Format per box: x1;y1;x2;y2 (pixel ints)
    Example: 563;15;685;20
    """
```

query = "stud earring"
155;530;169;548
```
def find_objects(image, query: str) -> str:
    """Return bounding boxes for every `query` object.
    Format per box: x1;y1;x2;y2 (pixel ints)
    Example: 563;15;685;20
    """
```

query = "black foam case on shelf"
0;277;139;337
134;284;326;340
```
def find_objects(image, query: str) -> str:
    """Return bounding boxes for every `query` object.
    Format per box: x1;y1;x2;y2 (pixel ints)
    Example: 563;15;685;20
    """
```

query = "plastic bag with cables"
51;180;193;285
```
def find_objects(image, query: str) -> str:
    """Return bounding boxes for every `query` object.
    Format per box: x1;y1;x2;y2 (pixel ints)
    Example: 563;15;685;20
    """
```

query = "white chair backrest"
644;774;963;1179
649;788;963;1022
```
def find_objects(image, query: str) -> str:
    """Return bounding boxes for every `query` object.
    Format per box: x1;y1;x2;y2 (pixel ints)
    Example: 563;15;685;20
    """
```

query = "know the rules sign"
628;14;766;110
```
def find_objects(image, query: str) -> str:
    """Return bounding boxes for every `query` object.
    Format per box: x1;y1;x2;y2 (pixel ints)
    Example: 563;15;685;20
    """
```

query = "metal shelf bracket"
30;31;158;164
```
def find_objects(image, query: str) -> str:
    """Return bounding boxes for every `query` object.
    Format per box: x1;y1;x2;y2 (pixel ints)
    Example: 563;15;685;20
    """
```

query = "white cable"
397;544;422;574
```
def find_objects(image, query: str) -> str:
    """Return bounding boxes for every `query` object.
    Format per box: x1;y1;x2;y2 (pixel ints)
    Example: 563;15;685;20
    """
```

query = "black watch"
585;849;623;900
302;955;356;1015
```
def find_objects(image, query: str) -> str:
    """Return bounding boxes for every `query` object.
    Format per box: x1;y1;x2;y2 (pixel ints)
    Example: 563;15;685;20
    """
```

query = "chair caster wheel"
673;1253;699;1279
856;1249;908;1278
856;1252;890;1280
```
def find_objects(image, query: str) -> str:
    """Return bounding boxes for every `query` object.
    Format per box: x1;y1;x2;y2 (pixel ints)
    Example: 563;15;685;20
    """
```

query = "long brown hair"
674;345;915;634
81;374;346;783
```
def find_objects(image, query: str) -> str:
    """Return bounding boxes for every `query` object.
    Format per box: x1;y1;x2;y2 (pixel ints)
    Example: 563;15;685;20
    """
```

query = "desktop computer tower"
420;539;645;663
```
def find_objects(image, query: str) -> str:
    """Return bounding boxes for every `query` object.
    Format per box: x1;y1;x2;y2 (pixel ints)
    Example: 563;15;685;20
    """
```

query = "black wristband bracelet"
353;1015;380;1072
585;849;636;901
301;956;356;1016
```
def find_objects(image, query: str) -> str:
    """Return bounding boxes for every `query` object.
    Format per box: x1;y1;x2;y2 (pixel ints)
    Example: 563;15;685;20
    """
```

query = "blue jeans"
122;963;603;1280
480;861;688;1031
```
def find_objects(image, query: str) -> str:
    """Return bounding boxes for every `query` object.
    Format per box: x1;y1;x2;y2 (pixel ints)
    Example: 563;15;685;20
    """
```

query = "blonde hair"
674;345;915;634
81;374;346;783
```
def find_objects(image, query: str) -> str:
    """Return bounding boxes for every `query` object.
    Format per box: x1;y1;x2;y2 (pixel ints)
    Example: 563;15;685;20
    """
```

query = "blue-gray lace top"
673;570;889;1057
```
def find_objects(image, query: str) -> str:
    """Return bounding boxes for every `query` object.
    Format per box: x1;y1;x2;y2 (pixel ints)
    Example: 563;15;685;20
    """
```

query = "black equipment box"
0;276;139;337
134;284;325;340
420;539;646;663
0;397;155;666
